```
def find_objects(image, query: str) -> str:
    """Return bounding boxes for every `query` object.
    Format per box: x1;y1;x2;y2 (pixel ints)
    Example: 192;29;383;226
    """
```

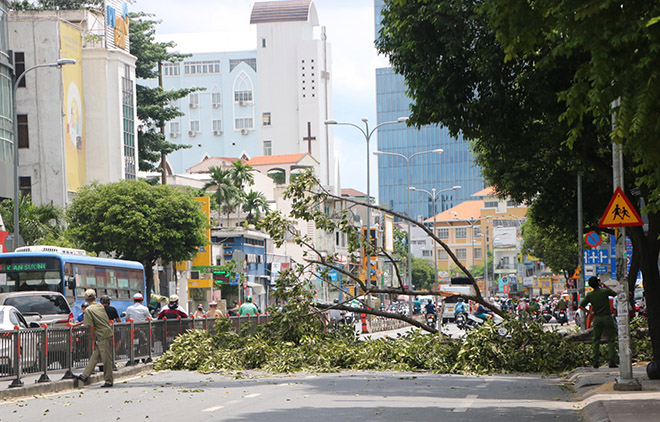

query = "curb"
0;363;154;401
582;401;611;422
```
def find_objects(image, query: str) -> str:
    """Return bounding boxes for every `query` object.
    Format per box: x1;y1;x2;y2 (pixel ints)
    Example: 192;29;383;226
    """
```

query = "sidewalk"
0;363;154;401
569;364;660;422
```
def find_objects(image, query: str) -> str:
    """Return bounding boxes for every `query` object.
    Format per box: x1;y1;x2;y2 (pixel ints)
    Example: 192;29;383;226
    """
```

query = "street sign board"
598;187;643;227
585;231;601;247
583;249;609;265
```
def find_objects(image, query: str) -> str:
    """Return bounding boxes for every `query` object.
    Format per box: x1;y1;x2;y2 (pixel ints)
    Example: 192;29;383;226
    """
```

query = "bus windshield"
0;257;63;293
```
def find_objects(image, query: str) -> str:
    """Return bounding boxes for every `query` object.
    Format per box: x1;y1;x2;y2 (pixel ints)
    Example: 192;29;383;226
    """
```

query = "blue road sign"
583;249;609;265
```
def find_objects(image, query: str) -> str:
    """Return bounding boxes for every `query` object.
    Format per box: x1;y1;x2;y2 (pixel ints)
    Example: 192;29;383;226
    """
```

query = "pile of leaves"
155;313;592;375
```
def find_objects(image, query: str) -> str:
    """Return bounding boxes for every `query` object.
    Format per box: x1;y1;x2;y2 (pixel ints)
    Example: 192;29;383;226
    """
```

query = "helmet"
169;294;179;302
133;293;144;301
209;301;218;307
246;296;253;303
457;298;463;303
333;298;339;304
100;295;111;304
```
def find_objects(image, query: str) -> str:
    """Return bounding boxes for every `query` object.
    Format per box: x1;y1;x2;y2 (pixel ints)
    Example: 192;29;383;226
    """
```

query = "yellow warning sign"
598;187;643;227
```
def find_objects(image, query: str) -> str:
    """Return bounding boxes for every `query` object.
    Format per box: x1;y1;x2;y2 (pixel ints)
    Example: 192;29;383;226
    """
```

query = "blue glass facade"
374;2;484;221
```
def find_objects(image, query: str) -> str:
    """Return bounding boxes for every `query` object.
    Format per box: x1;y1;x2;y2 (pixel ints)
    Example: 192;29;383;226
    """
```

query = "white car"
0;305;39;373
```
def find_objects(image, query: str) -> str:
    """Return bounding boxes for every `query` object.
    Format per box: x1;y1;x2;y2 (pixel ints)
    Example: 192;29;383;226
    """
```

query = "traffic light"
369;257;378;285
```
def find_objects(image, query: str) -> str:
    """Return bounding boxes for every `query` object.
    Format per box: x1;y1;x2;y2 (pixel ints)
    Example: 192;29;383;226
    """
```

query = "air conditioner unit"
240;128;248;135
170;132;178;138
212;103;220;108
238;100;246;107
213;130;222;136
188;130;196;137
189;103;198;108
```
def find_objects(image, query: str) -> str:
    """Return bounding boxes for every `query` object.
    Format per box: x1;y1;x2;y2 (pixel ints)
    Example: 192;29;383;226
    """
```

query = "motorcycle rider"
328;298;344;327
475;303;493;320
454;297;467;319
424;299;437;325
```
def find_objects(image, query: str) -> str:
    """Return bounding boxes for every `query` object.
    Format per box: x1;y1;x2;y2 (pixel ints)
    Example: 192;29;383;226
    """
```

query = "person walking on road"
580;276;618;368
125;293;151;322
238;296;258;316
75;289;114;388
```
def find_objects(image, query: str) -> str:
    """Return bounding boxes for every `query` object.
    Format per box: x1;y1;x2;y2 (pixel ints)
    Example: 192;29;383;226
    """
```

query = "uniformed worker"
75;289;114;387
580;276;618;368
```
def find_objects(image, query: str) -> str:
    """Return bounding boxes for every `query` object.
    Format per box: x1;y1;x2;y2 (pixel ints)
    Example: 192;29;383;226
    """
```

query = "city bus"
0;246;146;318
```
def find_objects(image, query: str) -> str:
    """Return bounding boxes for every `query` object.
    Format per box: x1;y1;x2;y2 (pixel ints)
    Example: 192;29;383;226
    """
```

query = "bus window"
128;270;143;291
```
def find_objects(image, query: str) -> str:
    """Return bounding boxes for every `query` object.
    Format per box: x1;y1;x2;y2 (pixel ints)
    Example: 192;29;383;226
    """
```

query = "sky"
132;0;390;195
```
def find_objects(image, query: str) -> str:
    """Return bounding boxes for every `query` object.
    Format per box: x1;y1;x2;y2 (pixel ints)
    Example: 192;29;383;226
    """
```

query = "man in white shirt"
125;293;151;322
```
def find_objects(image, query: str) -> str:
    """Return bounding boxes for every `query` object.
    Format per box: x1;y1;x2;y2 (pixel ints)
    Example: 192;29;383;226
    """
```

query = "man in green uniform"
580;276;618;368
75;289;114;387
238;296;259;316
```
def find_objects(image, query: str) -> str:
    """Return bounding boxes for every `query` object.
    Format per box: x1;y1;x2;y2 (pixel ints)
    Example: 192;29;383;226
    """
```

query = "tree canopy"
66;180;208;295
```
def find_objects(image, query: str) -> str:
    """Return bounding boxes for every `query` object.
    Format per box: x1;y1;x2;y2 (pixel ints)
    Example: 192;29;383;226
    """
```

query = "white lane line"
475;379;492;389
452;394;478;413
243;393;261;398
202;405;224;412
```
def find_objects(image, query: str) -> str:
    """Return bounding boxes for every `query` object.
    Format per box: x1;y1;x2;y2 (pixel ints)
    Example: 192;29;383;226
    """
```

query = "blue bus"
0;247;146;318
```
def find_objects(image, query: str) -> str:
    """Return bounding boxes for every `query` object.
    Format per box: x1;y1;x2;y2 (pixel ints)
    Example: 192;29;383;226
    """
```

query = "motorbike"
542;308;553;323
555;309;568;325
425;312;437;329
342;312;355;325
455;312;468;330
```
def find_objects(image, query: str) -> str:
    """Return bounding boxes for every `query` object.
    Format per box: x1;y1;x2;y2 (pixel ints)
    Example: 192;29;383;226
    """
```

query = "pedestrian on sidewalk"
75;289;114;388
580;276;618;368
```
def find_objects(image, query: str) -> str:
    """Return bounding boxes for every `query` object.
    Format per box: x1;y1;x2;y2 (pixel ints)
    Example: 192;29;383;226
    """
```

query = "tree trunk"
635;211;660;362
144;259;155;297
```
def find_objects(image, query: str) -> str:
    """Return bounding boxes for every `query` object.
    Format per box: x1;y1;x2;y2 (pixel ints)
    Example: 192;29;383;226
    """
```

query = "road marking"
452;394;478;412
475;379;492;389
243;393;261;398
202;405;224;412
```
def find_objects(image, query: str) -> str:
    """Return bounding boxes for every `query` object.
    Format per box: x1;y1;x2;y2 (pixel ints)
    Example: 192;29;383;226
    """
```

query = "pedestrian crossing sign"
598;187;643;228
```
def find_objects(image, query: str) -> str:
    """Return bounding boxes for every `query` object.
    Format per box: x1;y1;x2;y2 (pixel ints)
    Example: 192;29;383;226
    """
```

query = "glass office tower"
374;1;484;221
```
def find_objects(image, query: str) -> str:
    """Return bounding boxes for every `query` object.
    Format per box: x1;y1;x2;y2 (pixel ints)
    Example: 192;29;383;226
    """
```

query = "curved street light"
12;59;77;247
409;185;461;286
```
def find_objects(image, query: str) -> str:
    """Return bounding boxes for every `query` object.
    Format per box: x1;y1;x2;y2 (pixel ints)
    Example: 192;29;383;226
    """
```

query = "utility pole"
158;61;167;185
611;100;640;391
577;173;585;299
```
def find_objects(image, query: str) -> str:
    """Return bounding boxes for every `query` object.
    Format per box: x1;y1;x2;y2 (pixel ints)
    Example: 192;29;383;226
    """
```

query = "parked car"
0;292;72;326
0;305;39;373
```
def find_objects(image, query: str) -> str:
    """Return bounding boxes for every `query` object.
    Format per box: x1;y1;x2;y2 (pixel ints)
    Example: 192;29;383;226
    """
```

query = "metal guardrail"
0;315;269;388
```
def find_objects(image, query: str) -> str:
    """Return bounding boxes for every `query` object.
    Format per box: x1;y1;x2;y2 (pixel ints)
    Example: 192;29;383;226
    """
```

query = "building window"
437;228;449;239
229;58;257;72
474;248;482;260
183;60;220;75
235;117;253;130
211;92;221;106
19;176;31;198
17;114;29;148
456;248;467;260
190;120;200;132
189;93;199;108
162;63;180;77
455;227;467;239
473;226;481;237
507;200;520;207
261;38;267;48
170;121;180;135
234;90;253;102
437;249;448;260
122;65;136;180
422;250;432;257
14;52;26;88
484;201;498;208
212;119;222;131
262;112;271;126
233;71;253;103
263;140;272;156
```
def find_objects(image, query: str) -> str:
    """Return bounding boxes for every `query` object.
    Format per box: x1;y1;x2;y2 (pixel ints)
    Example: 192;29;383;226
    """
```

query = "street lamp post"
11;58;76;247
373;148;443;314
409;186;461;288
324;116;408;303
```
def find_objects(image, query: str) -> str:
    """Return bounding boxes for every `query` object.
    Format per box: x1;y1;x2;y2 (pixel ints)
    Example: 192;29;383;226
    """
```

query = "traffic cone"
361;313;369;334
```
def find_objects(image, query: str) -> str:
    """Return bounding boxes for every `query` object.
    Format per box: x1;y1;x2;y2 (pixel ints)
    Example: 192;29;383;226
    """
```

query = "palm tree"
203;167;238;227
0;194;64;246
242;190;269;225
230;161;254;225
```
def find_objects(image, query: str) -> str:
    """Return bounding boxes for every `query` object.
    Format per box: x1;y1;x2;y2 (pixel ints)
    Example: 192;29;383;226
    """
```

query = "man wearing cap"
100;295;122;323
75;289;114;387
125;293;151;322
157;294;189;319
207;301;223;318
580;276;618;368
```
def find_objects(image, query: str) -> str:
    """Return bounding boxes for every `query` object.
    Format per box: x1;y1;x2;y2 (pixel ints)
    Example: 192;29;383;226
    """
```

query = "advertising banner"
60;22;86;192
192;197;211;267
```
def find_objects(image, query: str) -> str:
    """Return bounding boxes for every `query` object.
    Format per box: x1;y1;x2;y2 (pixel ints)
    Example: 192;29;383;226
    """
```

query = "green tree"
411;257;435;290
129;12;198;172
376;0;660;361
66;180;207;295
242;190;269;226
229;161;255;225
521;214;577;280
203;167;238;227
0;195;65;246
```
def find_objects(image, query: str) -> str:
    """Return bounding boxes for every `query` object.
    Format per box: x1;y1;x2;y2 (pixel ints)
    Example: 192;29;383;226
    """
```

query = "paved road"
0;370;580;421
